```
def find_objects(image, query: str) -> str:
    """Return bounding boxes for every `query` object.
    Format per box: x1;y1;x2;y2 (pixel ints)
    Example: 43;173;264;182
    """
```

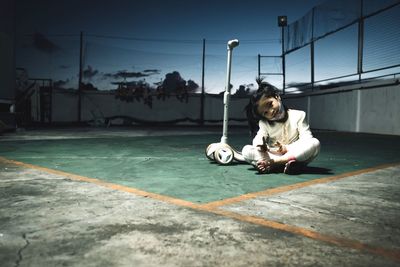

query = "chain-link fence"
15;32;281;124
16;33;280;95
281;0;400;93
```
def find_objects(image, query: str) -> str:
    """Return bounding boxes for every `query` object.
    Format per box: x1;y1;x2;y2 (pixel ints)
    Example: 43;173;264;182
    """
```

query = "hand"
256;136;269;152
256;159;275;174
271;141;287;155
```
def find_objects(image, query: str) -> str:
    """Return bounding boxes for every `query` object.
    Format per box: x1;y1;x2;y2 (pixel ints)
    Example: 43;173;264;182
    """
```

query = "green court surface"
1;131;400;203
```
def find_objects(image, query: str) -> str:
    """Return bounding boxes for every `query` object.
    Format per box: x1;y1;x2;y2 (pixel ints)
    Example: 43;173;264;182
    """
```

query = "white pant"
242;137;320;165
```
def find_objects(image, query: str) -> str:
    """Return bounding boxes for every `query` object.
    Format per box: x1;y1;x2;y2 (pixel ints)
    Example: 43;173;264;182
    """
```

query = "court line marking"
0;157;198;209
1;156;399;262
200;162;400;209
209;208;400;262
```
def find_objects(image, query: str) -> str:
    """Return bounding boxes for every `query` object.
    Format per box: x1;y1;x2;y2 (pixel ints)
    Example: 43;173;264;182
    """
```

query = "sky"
14;0;331;94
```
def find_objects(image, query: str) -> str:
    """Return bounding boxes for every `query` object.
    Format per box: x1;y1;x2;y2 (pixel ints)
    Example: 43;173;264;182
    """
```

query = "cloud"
160;71;200;93
83;65;99;79
162;71;186;93
111;80;141;86
187;79;199;92
143;69;160;74
117;71;149;78
103;69;199;92
103;69;160;80
33;32;60;53
53;79;69;88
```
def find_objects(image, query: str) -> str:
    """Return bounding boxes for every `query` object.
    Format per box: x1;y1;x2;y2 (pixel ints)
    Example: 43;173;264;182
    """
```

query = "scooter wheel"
205;143;216;160
214;146;234;165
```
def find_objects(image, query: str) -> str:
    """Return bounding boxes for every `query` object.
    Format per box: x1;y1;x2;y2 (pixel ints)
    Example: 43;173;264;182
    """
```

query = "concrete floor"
1;127;399;267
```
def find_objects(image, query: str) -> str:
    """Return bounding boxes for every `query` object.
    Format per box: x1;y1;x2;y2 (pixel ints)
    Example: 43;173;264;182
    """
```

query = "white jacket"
253;109;312;146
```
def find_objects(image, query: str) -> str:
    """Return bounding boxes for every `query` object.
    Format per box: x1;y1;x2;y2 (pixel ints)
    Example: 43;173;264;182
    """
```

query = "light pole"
278;16;287;94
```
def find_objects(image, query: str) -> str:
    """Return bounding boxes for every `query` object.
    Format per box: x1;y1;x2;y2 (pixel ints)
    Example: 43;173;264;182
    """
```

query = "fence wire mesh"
282;0;400;93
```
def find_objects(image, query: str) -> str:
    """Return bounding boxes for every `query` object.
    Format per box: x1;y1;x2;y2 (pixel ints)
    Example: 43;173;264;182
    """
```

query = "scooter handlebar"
227;39;239;50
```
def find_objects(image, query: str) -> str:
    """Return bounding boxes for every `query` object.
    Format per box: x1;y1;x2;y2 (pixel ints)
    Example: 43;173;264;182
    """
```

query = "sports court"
1;127;400;203
1;127;400;266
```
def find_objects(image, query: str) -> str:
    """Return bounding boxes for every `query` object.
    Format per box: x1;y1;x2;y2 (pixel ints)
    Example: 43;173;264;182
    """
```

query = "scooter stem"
221;39;239;144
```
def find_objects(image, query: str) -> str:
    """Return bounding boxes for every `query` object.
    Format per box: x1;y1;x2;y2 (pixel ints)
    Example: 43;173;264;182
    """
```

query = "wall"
80;91;201;123
359;85;400;135
51;89;79;122
42;78;400;136
48;90;249;125
284;79;400;135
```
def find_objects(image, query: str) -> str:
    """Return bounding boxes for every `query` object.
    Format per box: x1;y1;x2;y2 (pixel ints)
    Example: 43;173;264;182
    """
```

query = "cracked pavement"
1;156;400;266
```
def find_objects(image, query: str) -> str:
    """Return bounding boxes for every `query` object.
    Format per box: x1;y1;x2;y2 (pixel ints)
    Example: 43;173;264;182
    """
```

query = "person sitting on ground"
242;79;320;174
